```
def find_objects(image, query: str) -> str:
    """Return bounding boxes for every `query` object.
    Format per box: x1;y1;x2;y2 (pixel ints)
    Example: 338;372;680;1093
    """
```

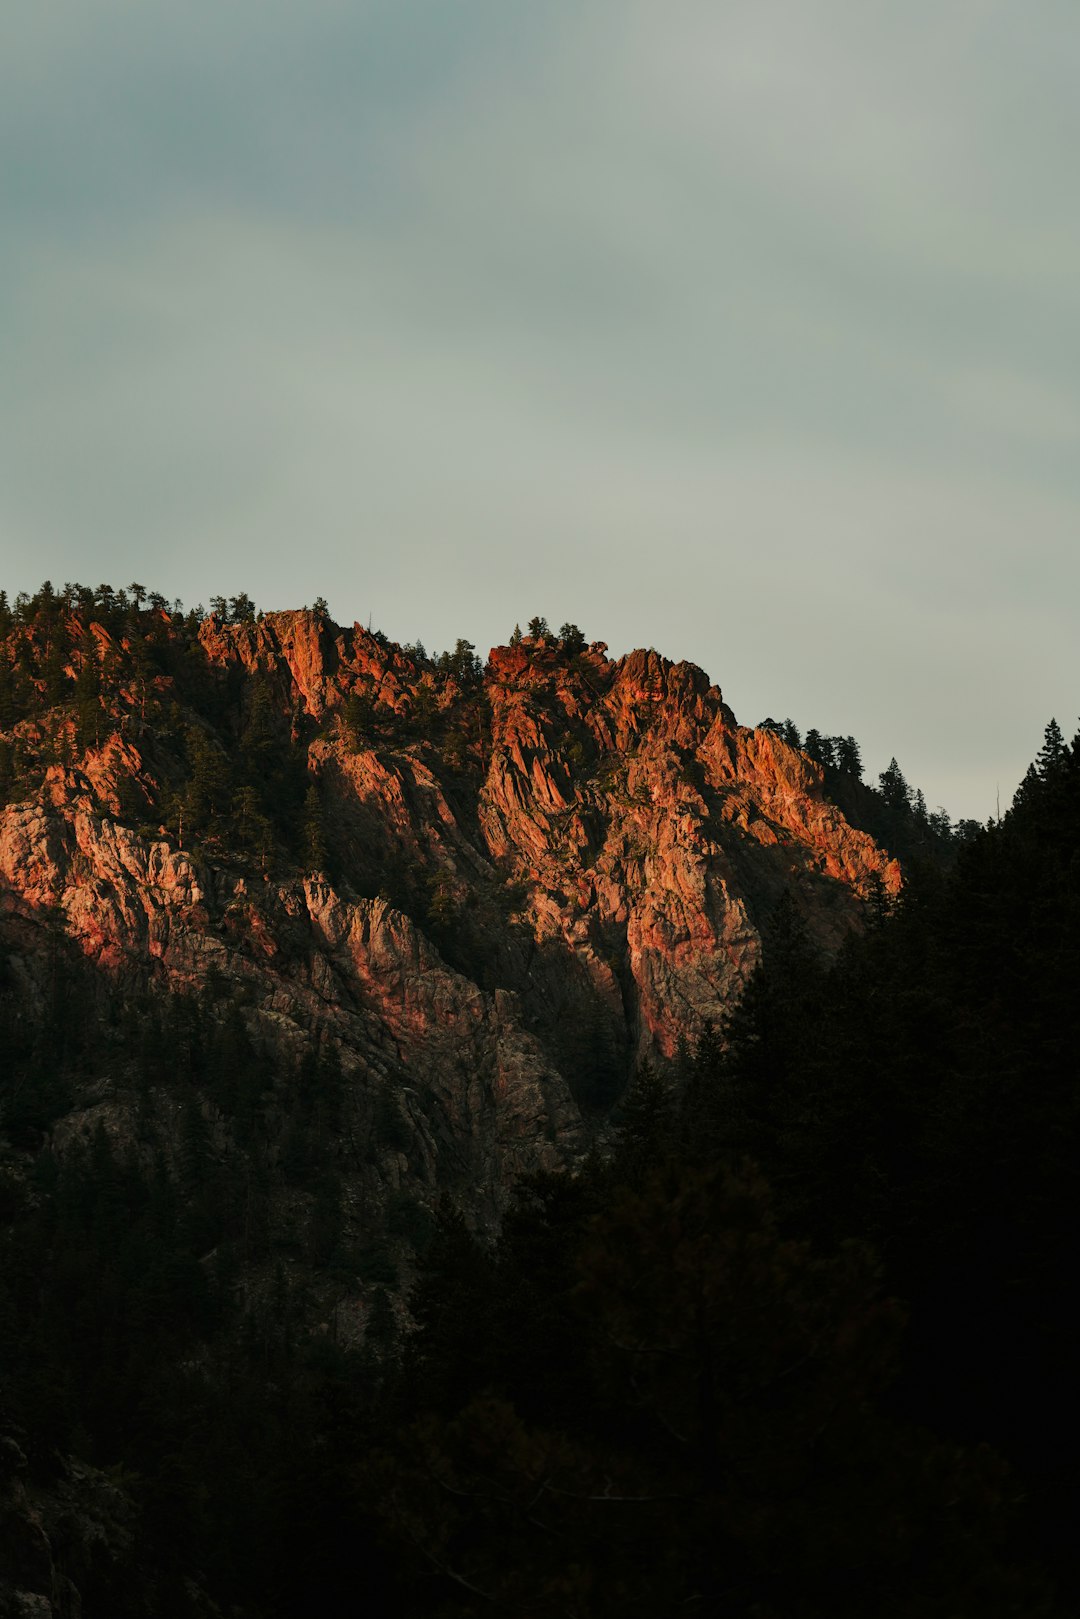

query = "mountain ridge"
2;584;1073;1618
0;594;901;1202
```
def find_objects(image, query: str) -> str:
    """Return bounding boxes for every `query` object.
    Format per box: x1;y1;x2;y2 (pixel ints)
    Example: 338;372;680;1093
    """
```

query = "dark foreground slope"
3;584;1071;1615
347;721;1080;1615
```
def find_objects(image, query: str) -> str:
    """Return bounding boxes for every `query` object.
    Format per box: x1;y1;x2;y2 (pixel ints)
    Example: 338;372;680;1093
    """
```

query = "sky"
3;1;1079;821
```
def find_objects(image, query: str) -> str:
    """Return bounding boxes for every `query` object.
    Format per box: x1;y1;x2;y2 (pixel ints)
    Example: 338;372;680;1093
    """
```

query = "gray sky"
3;0;1079;821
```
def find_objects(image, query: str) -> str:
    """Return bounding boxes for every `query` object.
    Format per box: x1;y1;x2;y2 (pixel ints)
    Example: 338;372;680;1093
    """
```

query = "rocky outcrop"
197;609;426;724
0;609;899;1207
479;639;898;1062
0;783;580;1220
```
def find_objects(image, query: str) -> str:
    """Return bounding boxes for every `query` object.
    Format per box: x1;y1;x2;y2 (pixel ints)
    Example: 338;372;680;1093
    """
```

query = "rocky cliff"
0;600;899;1215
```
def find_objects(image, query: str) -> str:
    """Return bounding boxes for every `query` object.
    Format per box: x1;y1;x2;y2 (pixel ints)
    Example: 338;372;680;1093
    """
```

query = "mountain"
2;585;1074;1617
0;593;899;1219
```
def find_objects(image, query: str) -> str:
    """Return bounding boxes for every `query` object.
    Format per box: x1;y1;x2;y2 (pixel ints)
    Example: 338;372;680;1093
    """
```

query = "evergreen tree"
1010;761;1042;814
0;737;13;807
407;680;438;737
834;734;863;777
342;688;376;748
444;638;481;685
232;784;273;859
0;656;16;729
185;728;233;833
1037;717;1066;779
73;650;102;749
804;728;835;769
238;675;280;777
43;631;69;705
610;1061;675;1187
302;782;328;871
878;756;910;808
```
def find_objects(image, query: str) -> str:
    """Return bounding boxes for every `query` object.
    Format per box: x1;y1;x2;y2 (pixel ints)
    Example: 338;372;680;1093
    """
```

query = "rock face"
0;608;899;1210
478;641;897;1072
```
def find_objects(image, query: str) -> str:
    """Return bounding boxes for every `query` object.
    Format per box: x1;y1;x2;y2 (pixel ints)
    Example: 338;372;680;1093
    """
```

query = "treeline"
0;579;309;632
507;616;588;651
759;712;981;863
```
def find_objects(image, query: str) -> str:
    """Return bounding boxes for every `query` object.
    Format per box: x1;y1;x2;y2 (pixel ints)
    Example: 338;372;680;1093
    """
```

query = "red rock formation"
0;607;900;1205
479;638;898;1061
197;610;422;721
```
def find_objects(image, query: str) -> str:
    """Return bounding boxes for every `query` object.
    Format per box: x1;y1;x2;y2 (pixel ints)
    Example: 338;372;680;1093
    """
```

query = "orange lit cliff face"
0;609;898;1207
478;640;898;1064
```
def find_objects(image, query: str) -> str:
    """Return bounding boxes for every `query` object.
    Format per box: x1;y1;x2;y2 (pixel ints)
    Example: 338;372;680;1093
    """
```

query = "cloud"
2;1;1079;818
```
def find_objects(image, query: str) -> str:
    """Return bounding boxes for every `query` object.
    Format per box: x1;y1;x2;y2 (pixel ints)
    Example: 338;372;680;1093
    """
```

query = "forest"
1;583;1077;1615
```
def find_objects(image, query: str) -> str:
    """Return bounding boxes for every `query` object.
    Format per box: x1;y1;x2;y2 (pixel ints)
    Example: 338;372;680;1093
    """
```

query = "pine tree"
0;738;13;807
611;1061;675;1187
232;784;272;855
804;728;835;769
878;756;910;809
185;728;233;833
342;689;376;749
408;681;438;737
43;633;69;706
0;657;16;730
239;676;280;774
446;638;481;684
834;735;863;778
863;870;895;929
1036;717;1066;779
302;783;328;872
74;652;102;749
